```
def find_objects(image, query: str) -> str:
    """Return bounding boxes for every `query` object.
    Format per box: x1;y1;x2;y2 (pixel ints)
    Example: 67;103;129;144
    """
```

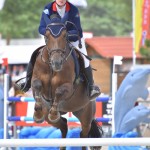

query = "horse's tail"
88;119;103;138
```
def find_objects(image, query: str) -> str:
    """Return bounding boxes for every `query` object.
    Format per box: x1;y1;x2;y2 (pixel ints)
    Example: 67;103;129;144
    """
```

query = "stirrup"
15;82;23;90
15;77;26;91
15;82;30;93
21;83;30;92
15;82;24;91
89;85;101;100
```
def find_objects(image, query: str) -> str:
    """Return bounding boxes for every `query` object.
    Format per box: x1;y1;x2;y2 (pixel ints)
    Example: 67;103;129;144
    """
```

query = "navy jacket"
38;1;83;42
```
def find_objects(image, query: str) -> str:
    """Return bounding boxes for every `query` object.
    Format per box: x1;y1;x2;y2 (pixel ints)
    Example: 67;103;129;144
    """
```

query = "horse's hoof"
33;111;45;123
60;147;66;150
90;146;102;150
34;102;42;111
33;115;45;123
48;112;60;123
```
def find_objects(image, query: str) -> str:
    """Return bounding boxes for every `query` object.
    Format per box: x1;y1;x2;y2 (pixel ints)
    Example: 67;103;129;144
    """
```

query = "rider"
18;0;101;99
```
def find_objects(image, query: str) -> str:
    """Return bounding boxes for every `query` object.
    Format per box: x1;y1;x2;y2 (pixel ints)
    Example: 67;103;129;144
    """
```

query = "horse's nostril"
55;62;60;67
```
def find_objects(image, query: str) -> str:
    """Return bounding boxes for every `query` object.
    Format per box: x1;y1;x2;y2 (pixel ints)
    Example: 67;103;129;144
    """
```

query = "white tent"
68;0;87;8
0;45;41;64
0;0;5;10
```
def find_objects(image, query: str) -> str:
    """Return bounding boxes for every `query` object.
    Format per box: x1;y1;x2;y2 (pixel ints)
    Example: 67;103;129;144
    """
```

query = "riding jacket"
38;1;83;42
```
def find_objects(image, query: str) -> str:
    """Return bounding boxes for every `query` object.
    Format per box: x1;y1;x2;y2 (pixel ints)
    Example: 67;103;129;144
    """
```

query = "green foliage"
140;39;150;59
79;0;132;36
0;0;132;39
0;0;53;39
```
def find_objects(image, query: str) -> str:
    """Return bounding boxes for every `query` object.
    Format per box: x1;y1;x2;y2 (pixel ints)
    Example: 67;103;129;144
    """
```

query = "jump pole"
3;74;9;139
0;138;150;147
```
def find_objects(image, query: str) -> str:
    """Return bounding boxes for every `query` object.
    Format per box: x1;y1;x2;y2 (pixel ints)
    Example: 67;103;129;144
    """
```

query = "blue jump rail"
7;96;111;102
7;116;111;123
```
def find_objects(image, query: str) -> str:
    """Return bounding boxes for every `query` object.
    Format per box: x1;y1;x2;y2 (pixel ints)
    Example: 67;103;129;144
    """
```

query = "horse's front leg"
48;83;72;123
32;79;45;123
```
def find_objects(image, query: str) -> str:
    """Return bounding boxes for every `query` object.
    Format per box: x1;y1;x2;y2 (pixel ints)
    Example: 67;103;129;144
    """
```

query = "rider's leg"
71;38;101;99
19;62;33;92
18;50;38;92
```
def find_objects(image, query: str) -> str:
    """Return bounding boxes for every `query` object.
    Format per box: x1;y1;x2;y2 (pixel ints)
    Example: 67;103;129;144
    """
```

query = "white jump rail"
0;138;150;147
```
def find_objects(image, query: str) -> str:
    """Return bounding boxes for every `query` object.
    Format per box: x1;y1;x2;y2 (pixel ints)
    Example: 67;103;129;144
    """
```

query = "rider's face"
55;0;67;7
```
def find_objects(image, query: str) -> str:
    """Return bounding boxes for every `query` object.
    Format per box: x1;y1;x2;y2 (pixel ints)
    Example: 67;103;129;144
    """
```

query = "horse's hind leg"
73;102;96;150
47;116;68;150
32;79;45;123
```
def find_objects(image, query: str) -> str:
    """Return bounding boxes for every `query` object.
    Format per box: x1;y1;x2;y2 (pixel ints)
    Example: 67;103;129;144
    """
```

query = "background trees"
0;0;132;39
80;0;132;36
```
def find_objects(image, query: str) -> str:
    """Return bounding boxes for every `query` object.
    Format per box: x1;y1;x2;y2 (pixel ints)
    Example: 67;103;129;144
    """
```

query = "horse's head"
44;19;68;72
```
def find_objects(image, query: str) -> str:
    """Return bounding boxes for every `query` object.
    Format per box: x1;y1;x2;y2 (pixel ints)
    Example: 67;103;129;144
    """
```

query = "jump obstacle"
3;74;112;139
7;116;111;123
7;96;111;122
2;74;150;147
0;138;150;147
7;96;110;102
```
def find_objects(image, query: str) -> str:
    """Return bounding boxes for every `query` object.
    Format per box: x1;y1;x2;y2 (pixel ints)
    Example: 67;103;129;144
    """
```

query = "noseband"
47;47;67;65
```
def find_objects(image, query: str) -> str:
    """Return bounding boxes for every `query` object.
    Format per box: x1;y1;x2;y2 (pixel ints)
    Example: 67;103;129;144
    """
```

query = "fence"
3;74;112;139
0;138;150;147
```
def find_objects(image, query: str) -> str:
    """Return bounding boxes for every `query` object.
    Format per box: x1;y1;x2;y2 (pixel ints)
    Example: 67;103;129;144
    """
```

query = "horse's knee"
55;84;71;99
32;79;42;91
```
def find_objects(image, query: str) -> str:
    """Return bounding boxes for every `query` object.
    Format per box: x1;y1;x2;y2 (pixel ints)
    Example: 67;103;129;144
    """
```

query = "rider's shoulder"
68;2;79;14
44;1;54;9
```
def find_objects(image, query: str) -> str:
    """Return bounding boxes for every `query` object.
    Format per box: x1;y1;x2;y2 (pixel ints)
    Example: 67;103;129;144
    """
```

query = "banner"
135;0;144;53
141;0;150;45
135;0;150;53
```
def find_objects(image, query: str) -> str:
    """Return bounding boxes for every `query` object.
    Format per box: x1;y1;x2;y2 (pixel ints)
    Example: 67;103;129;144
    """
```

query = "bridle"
41;22;73;66
40;21;81;102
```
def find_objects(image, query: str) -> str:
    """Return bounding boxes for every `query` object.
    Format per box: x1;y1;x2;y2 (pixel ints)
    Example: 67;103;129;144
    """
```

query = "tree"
140;39;150;59
0;0;50;41
79;0;132;36
0;0;132;41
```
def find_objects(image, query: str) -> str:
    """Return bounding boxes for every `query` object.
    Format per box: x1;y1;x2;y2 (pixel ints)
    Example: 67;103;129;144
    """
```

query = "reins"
40;43;73;66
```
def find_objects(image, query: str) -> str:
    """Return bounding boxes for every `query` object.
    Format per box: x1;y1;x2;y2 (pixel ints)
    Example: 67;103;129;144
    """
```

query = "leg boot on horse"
84;66;101;100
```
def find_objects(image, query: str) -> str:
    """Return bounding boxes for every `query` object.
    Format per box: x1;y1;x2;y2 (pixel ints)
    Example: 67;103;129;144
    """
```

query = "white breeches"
71;38;90;68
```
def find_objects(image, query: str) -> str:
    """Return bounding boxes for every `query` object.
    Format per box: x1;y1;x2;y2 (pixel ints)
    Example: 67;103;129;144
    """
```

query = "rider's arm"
38;4;52;35
71;7;83;39
38;12;47;35
67;6;83;42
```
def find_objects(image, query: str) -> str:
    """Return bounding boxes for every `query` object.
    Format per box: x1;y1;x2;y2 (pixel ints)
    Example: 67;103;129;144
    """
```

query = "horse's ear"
44;14;51;25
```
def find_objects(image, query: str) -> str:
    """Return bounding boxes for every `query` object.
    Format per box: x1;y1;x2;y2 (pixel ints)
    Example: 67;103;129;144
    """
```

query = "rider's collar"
52;1;70;12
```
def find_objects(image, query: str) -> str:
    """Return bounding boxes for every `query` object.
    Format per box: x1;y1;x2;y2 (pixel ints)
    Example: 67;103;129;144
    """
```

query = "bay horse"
31;18;103;150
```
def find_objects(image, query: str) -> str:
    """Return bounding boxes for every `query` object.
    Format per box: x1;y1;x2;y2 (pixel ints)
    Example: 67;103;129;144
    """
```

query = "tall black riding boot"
19;62;33;92
84;66;101;100
16;49;40;92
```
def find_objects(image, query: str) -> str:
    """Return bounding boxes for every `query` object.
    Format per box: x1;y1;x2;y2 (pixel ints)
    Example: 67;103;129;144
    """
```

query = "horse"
31;18;103;150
